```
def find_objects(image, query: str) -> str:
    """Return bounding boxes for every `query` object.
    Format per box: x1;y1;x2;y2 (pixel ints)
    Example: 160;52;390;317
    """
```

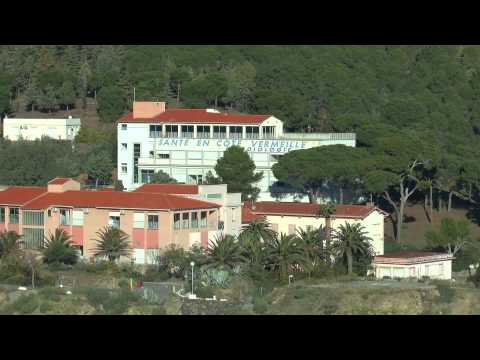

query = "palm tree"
0;230;23;259
93;226;131;263
43;228;78;265
319;202;336;265
331;223;373;275
240;218;277;243
296;225;327;274
266;233;311;281
238;232;267;268
206;233;246;269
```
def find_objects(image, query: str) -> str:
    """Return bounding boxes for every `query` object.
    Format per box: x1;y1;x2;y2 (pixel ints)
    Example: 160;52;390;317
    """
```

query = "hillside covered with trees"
2;46;480;243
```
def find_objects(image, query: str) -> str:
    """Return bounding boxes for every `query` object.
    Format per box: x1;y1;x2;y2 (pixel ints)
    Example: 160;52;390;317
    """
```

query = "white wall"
263;210;385;256
3;118;81;141
373;260;452;280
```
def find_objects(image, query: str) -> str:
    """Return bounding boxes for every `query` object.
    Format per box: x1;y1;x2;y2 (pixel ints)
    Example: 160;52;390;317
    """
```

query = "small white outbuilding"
372;252;454;280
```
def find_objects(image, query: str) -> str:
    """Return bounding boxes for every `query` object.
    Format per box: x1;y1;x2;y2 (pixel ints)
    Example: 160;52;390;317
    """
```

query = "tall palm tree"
296;225;327;274
43;228;78;265
319;202;336;265
238;232;267;268
206;233;246;269
93;226;131;263
240;218;277;243
266;233;311;281
0;230;23;259
331;223;373;275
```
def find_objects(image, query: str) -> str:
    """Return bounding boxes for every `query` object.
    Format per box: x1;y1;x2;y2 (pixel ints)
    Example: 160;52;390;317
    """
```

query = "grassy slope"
384;200;480;249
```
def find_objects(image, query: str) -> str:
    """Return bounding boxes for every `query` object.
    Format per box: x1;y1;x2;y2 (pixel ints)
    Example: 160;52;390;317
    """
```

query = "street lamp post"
190;261;195;295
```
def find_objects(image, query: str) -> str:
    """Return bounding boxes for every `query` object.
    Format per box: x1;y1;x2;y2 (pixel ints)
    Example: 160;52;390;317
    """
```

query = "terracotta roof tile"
118;109;271;125
0;186;48;206
375;251;446;259
242;204;262;224
246;201;380;219
48;178;72;185
134;184;199;195
22;190;219;211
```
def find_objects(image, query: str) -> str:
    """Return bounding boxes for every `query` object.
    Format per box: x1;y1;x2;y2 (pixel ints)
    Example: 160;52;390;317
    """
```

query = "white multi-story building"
117;102;356;201
2;116;81;141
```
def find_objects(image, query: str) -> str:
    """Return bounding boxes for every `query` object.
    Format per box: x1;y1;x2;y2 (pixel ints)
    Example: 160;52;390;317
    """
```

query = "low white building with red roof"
372;252;454;280
117;101;356;200
242;201;387;256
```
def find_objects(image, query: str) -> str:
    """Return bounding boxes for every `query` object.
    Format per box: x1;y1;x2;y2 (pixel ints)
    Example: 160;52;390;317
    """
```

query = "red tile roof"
118;108;271;125
0;186;47;206
22;190;219;211
375;251;446;259
242;204;262;224
245;201;381;219
134;184;199;195
373;251;454;265
48;177;72;185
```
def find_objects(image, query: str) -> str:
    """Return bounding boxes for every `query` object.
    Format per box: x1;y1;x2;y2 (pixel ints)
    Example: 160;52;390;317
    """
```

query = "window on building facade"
262;126;276;139
200;211;207;228
229;126;242;139
134;213;145;229
72;211;84;226
191;212;198;229
109;216;120;229
149;151;155;158
133;144;141;184
9;208;19;224
206;193;222;200
188;174;203;184
197;125;211;139
149;125;162;138
121;143;127;150
213;126;227;139
157;153;170;159
121;124;127;130
166;125;179;138
23;211;44;226
60;209;71;226
148;215;159;230
246;126;259;139
173;213;181;230
182;213;189;229
141;170;155;183
121;163;128;174
0;208;4;223
181;125;194;138
23;228;44;249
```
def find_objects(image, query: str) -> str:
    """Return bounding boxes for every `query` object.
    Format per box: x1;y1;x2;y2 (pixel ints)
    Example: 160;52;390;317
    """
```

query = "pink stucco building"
0;178;224;264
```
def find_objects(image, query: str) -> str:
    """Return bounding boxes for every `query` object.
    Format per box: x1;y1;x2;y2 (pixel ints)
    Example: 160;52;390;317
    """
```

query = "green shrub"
152;306;167;315
12;294;39;314
39;287;63;302
196;285;215;299
143;268;170;282
104;289;140;315
469;268;480;288
253;297;268;314
74;261;110;274
85;288;111;309
118;279;130;289
38;272;56;287
39;302;53;314
432;280;455;303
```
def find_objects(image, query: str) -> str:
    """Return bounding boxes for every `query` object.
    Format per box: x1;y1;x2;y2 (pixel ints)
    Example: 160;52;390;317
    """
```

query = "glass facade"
23;228;44;249
23;211;44;226
148;215;159;230
9;208;19;224
133;143;141;183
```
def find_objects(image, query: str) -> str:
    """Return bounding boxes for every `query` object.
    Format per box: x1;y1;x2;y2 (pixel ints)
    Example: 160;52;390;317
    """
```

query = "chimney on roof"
133;101;166;118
